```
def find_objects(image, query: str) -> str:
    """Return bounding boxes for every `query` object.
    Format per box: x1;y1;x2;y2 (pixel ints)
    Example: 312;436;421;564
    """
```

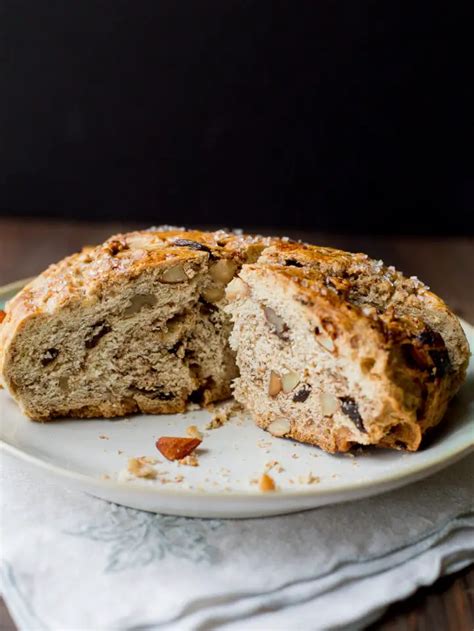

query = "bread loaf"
0;228;469;452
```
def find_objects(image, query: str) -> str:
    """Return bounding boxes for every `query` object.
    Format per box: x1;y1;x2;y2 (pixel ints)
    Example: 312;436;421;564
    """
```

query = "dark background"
1;2;473;234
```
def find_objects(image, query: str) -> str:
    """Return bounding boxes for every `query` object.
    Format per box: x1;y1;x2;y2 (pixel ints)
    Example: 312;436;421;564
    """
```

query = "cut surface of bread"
0;229;469;453
0;229;269;420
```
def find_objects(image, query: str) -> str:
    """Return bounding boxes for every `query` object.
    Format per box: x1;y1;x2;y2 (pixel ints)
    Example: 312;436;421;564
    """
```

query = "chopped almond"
156;436;201;461
259;473;276;492
268;371;282;397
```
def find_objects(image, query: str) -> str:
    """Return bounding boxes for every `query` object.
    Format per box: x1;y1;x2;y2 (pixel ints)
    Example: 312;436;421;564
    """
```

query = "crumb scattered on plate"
206;401;242;430
265;460;285;473
127;457;157;479
298;473;320;485
186;425;203;440
179;454;199;467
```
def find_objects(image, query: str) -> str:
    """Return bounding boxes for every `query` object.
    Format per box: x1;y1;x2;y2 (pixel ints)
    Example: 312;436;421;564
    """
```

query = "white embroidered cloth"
1;451;473;631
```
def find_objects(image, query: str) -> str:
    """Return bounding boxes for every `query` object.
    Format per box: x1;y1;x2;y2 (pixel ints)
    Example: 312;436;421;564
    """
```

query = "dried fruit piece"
293;384;311;402
284;258;303;267
267;418;290;437
85;321;111;348
105;239;128;255
171;238;212;253
416;327;443;346
320;392;339;416
160;265;188;283
402;344;430;371
339;397;366;432
268;371;282;397
281;371;300;393
209;259;237;284
315;330;335;353
264;306;289;340
156;436;202;461
41;348;59;366
429;349;451;378
259;473;276;492
0;310;6;324
226;277;250;301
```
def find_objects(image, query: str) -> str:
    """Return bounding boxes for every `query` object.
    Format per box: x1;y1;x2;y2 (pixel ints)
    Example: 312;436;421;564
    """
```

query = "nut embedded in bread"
0;229;469;453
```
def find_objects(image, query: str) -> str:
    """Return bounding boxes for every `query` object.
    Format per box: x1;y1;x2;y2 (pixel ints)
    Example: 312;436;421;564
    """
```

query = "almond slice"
209;259;237;284
161;265;188;283
315;332;335;353
281;371;300;393
156;436;202;461
320;392;339;416
268;371;282;397
267;418;290;437
225;277;249;301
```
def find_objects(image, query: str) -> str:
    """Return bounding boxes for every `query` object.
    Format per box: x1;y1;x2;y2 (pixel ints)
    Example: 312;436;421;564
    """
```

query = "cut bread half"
0;229;269;420
225;242;469;452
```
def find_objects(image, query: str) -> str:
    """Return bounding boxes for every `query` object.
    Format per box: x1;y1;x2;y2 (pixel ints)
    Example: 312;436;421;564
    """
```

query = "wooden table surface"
0;218;473;631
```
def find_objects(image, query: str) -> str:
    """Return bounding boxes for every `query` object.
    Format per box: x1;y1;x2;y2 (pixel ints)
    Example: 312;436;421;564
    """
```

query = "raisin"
170;341;183;354
41;348;59;366
155;391;176;401
429;349;451;378
131;387;175;400
284;258;303;267
293;384;311;402
85;322;111;349
402;343;430;370
416;328;443;346
105;240;128;255
339;396;366;433
171;238;212;253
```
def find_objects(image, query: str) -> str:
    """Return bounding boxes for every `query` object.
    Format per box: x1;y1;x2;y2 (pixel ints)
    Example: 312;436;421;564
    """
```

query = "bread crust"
0;228;469;453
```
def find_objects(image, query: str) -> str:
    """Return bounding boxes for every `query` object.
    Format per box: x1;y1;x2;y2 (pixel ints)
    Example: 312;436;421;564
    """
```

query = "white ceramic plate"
1;280;473;518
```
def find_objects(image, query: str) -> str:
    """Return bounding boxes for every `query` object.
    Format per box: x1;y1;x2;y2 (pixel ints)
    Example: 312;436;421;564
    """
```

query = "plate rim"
1;429;473;502
1;278;473;503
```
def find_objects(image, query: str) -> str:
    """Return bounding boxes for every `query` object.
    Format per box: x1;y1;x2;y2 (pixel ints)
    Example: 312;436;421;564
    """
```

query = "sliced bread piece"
225;241;469;452
0;228;270;420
